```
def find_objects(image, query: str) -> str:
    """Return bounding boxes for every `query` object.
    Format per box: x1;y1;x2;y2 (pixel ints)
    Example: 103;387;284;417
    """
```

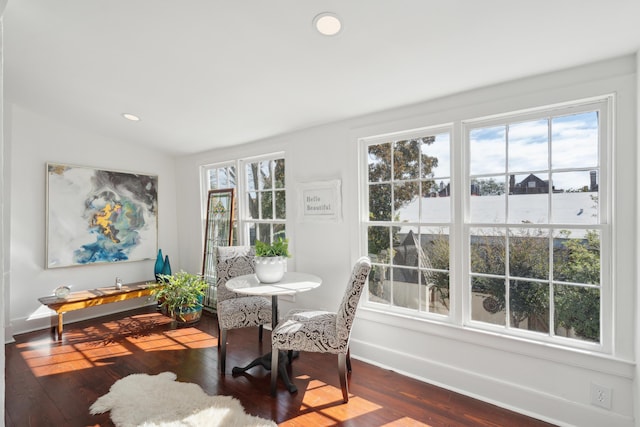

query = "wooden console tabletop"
38;280;157;340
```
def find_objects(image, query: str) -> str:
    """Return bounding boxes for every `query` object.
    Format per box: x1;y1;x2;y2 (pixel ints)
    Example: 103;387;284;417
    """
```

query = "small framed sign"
298;180;342;222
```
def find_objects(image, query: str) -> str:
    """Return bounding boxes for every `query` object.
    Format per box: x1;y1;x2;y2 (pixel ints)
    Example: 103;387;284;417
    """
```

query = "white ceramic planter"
255;256;286;283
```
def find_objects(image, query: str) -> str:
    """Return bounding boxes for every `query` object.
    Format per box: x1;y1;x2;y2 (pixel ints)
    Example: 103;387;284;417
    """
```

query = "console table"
38;280;156;340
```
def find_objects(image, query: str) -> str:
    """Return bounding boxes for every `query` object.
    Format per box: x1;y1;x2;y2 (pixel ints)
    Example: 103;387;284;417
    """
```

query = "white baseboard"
349;338;635;427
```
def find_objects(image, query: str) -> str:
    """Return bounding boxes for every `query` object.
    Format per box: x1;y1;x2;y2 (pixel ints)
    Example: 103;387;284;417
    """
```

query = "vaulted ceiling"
5;1;640;155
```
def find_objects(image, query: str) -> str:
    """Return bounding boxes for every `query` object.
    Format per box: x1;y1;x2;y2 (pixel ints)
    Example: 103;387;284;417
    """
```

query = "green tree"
367;137;440;302
469;227;600;341
424;231;451;310
246;159;286;243
471;229;550;332
367;137;438;256
553;230;600;341
367;134;600;340
471;178;505;195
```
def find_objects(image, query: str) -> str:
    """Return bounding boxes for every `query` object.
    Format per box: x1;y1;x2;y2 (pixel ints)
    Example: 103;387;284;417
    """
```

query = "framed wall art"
46;163;158;269
298;179;342;222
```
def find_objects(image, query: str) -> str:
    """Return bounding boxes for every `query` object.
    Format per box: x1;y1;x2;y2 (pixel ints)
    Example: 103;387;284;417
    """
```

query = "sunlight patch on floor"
299;378;348;406
18;313;217;377
126;334;187;351
287;374;429;426
279;411;339;426
165;327;217;348
19;340;133;376
318;395;382;420
381;417;433;426
284;375;384;424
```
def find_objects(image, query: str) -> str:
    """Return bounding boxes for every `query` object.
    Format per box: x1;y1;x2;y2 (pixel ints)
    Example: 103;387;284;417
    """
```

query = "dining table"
225;271;322;393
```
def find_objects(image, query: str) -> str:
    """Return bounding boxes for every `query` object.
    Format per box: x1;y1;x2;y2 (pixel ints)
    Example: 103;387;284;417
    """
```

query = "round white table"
225;271;322;393
226;271;321;297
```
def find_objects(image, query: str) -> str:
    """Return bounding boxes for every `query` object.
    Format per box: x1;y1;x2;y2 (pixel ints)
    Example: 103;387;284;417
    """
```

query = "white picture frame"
298;179;342;222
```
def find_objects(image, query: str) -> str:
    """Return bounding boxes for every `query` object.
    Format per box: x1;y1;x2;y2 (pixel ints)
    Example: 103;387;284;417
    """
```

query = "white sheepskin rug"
90;372;277;427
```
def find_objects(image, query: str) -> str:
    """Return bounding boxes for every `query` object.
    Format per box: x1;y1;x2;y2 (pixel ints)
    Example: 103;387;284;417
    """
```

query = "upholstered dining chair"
216;246;272;373
270;256;372;402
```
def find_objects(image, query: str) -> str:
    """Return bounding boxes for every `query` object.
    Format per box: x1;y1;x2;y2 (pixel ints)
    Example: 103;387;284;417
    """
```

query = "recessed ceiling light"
122;113;141;121
313;12;342;36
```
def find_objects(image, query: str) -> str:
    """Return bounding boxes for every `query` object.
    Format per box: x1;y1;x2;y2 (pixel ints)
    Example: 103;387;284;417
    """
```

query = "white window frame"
359;95;613;353
201;151;287;247
360;124;455;320
238;153;287;246
462;96;612;353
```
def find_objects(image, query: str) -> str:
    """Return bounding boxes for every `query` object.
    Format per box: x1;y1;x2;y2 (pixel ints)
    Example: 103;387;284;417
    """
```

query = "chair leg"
338;353;349;403
346;348;352;373
217;325;221;348
270;346;279;396
259;324;264;342
220;329;228;373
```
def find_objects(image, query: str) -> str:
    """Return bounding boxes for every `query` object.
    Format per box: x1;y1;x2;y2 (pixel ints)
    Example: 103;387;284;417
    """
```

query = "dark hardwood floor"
5;306;556;426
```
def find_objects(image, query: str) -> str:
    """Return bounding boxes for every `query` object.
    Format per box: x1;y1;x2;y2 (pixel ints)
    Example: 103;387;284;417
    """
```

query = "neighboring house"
510;174;550;194
436;172;598;198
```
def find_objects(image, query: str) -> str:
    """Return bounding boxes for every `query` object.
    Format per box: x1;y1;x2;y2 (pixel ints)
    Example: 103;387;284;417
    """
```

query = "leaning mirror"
202;189;235;310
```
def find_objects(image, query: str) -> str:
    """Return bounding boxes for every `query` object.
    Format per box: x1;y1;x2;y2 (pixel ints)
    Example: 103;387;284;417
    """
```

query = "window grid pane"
467;103;603;345
244;157;286;246
204;165;238;245
365;130;452;316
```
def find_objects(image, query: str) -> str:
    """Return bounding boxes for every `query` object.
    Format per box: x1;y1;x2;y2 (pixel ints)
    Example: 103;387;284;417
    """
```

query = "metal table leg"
231;295;298;393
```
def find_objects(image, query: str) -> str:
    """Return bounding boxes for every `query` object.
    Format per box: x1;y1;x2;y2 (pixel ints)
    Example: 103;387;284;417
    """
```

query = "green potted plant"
254;237;291;283
151;271;208;324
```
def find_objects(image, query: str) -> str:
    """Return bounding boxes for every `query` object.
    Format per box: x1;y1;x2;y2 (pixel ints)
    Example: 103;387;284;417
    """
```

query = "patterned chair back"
215;246;255;302
335;256;372;343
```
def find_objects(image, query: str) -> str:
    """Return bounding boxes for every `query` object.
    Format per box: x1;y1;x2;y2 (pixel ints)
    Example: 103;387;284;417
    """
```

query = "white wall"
1;3;8;425
176;55;638;427
175;127;355;314
6;105;179;338
635;52;640;427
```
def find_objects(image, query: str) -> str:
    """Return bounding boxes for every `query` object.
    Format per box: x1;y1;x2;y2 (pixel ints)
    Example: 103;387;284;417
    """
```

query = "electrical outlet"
590;382;612;410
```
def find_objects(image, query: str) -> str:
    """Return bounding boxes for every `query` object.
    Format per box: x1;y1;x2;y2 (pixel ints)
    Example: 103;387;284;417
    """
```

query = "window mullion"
237;159;248;245
549;228;556;338
452;122;466;326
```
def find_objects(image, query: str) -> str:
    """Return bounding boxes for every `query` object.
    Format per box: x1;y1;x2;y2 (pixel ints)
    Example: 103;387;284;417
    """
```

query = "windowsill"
358;305;635;378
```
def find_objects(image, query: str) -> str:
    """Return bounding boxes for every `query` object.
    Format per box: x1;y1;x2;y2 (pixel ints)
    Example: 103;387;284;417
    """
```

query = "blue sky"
470;111;599;191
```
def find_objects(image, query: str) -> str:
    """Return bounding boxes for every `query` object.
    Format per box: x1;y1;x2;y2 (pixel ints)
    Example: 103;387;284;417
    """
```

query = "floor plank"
4;307;557;426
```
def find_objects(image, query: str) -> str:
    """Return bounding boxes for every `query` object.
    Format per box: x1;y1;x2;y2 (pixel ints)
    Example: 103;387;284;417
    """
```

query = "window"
361;97;611;351
242;157;286;245
202;154;287;247
201;154;287;308
364;128;452;316
203;163;238;245
466;101;607;346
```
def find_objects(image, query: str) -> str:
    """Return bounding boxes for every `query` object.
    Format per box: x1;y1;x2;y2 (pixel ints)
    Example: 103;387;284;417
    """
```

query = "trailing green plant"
151;271;208;322
255;237;291;258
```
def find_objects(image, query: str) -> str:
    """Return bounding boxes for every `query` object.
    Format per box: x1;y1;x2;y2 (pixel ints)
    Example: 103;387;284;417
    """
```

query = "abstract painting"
46;163;158;269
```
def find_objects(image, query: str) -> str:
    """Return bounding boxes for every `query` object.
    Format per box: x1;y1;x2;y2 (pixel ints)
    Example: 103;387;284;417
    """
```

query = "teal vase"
154;249;164;282
162;255;172;276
